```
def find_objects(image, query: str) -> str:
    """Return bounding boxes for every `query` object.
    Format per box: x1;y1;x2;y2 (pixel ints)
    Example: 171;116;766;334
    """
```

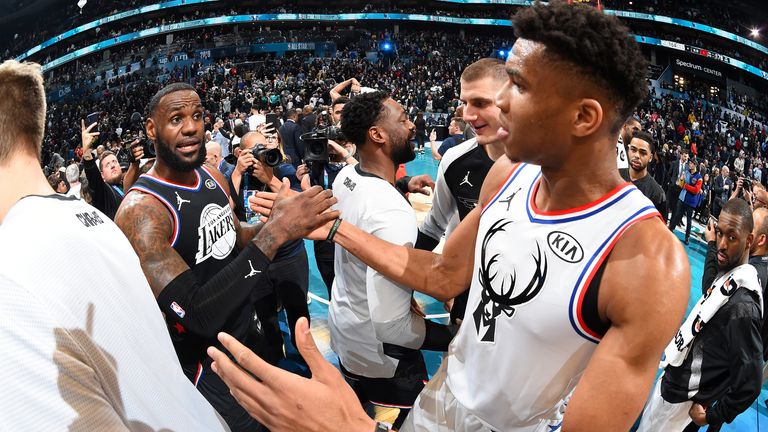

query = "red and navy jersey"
129;166;247;373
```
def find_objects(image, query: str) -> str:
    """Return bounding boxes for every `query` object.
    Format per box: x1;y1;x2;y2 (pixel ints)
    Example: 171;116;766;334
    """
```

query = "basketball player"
209;3;690;431
417;58;507;326
0;61;228;430
617;116;641;181
115;83;338;431
628;130;667;219
329;91;453;429
638;198;762;431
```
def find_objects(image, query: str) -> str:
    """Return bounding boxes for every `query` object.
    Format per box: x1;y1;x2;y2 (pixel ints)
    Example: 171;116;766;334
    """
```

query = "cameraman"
230;130;309;360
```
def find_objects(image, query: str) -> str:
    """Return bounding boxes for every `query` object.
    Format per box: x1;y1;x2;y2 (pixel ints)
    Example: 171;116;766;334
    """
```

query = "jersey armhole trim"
128;186;180;247
570;207;660;343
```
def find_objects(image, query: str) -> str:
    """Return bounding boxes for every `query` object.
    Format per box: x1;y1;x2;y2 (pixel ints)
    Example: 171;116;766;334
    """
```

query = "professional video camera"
124;112;156;161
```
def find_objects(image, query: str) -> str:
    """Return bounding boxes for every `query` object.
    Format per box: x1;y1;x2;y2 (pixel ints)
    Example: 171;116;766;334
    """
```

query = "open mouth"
177;141;200;155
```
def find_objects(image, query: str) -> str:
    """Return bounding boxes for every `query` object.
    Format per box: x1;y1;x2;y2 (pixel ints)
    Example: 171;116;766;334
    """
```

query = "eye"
171;116;181;124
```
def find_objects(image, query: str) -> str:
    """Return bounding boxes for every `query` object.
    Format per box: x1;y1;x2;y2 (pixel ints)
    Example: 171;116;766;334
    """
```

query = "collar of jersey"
140;169;202;191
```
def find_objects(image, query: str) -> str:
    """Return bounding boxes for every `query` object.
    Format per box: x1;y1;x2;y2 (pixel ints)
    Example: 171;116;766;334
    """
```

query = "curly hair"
512;1;647;132
340;91;390;147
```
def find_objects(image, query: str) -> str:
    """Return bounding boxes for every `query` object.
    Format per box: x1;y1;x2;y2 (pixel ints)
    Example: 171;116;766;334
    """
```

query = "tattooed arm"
114;179;339;339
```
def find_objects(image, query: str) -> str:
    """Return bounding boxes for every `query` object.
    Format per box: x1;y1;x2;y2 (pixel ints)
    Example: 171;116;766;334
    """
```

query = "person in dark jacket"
80;120;142;219
639;198;763;432
703;206;768;362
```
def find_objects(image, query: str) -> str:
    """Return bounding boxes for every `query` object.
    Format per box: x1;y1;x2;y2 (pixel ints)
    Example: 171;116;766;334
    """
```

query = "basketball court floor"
275;149;768;430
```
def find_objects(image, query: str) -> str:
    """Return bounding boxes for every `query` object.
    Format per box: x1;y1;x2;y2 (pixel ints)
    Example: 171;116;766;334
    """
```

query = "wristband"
326;218;343;242
374;422;390;432
344;151;353;160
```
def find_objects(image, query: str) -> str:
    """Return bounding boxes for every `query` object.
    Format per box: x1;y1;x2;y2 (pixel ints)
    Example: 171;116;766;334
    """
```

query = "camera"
743;177;753;191
125;112;156;161
251;144;282;168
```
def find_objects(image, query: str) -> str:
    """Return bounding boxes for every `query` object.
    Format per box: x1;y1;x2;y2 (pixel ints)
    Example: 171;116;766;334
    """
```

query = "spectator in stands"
712;165;732;218
64;163;81;199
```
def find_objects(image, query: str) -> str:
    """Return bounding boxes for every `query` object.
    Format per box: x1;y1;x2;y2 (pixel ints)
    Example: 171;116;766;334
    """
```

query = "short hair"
631;130;656;153
65;164;80;183
332;96;350;109
460;58;506;83
512;1;647;132
0;60;45;162
146;82;196;118
340;91;390;147
99;151;116;165
722;198;754;234
452;117;467;132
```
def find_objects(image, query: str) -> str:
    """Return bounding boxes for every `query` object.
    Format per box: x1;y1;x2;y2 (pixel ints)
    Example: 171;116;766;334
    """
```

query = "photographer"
230;130;310;360
80;120;143;219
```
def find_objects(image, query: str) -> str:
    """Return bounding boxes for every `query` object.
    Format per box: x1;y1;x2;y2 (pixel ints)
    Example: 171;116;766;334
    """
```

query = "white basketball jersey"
445;163;659;431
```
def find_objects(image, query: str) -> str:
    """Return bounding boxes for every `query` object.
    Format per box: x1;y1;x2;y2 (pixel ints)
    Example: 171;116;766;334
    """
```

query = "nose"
463;105;477;122
181;116;198;135
495;81;510;112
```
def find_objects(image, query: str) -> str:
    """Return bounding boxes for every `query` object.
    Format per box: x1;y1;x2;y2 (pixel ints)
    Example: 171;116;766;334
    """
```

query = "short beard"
393;136;416;165
156;135;205;172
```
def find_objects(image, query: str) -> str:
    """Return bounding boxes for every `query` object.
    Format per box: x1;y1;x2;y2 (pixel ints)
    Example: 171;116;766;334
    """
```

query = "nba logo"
171;301;186;318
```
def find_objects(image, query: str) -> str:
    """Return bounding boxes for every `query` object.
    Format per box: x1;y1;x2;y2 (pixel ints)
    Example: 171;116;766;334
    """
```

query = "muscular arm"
331;157;514;301
562;219;690;431
115;191;285;340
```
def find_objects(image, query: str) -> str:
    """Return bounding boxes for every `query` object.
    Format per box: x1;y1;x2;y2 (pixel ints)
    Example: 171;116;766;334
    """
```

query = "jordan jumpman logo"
175;191;191;211
244;260;262;279
460;171;474;187
498;188;522;211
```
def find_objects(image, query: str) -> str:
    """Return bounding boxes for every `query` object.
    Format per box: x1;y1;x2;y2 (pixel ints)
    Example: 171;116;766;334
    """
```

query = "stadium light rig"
751;28;760;38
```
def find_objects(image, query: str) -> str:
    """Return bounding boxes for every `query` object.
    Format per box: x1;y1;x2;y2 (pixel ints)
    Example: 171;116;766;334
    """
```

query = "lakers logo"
195;203;236;263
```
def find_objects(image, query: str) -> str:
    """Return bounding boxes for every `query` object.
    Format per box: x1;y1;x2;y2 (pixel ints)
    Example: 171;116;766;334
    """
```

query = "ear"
572;98;603;138
146;118;157;142
747;233;755;250
368;125;386;147
759;233;768;248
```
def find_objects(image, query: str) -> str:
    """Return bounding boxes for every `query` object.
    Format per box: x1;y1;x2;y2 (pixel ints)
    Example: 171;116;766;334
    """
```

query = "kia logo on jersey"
547;231;584;264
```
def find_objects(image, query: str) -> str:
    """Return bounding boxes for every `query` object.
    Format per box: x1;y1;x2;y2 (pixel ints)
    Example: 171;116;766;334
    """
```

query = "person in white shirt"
64;163;82;199
328;92;453;429
0;60;228;431
247;106;266;131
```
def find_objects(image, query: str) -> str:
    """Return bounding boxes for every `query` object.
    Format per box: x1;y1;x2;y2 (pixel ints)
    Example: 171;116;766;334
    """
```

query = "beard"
392;135;416;165
156;135;205;172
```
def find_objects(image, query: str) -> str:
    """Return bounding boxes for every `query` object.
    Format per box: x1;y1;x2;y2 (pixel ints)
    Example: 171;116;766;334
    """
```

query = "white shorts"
636;374;694;432
400;359;494;432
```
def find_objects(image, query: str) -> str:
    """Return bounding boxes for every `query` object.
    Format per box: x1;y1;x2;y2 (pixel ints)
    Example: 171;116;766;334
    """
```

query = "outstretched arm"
331;157;514;301
562;219;690;431
115;179;338;339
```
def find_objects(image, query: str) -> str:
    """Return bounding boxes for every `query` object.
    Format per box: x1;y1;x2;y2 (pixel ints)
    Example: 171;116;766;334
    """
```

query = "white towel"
661;263;762;368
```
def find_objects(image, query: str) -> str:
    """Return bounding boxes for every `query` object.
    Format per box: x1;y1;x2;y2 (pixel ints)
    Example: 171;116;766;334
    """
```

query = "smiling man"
114;82;339;431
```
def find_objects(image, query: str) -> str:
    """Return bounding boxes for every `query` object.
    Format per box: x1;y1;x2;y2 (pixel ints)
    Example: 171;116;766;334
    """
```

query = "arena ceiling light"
751;28;760;38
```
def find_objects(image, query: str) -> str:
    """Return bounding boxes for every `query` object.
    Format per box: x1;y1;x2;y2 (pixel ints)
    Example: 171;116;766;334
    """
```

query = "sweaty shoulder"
115;190;174;243
600;217;690;326
479;155;517;207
